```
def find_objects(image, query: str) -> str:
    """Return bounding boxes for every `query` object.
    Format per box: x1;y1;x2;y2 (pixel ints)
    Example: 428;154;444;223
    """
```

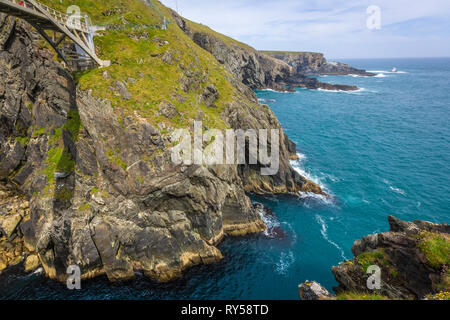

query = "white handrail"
6;0;90;32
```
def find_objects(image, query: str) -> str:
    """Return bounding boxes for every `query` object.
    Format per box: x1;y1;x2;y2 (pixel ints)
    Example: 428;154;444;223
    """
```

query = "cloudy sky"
160;0;450;59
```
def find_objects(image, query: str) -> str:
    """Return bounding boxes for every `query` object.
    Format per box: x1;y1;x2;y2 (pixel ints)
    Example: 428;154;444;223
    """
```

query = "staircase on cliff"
0;0;110;69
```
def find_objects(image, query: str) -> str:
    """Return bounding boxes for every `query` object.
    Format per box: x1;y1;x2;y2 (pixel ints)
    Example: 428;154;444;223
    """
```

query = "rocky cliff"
0;0;322;283
170;12;358;92
299;216;450;300
263;51;376;77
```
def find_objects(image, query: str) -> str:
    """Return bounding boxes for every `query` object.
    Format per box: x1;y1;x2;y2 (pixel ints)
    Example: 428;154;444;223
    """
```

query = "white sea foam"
255;205;281;238
348;74;372;78
291;154;322;187
317;87;369;94
291;153;335;205
383;179;406;196
258;98;277;103
298;191;334;205
317;88;344;93
368;70;408;74
296;152;307;161
275;251;295;275
260;88;292;94
389;186;406;196
374;73;387;78
316;215;347;261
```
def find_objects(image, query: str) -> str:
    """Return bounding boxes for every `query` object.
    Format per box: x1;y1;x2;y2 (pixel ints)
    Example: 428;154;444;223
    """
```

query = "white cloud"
160;0;450;58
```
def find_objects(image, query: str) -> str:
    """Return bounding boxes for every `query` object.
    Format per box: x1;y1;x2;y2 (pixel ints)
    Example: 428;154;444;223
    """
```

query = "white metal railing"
5;0;90;33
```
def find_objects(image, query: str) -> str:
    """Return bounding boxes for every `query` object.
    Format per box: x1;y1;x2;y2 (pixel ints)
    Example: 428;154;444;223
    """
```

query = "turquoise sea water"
1;58;449;299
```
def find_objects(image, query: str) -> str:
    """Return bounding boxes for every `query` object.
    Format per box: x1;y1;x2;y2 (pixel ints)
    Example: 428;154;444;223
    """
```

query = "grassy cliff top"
181;17;255;52
38;0;253;130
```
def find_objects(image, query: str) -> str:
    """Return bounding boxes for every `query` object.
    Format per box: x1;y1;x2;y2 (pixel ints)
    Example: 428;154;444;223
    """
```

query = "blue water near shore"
1;58;449;300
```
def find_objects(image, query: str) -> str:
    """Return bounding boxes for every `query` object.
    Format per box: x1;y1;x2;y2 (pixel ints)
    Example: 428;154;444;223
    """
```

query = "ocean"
1;58;449;300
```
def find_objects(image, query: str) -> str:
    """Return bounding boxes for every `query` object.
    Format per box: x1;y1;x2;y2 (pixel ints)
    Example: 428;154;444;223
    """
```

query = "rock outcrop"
299;216;449;300
263;51;376;77
0;5;323;284
299;281;334;300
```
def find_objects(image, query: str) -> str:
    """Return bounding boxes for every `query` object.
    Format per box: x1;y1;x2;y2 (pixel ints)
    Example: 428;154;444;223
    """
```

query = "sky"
160;0;450;59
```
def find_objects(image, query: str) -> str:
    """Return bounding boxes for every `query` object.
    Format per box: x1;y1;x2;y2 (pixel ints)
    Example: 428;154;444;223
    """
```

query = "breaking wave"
317;88;374;94
255;204;281;238
258;98;277;103
291;153;335;205
368;70;408;74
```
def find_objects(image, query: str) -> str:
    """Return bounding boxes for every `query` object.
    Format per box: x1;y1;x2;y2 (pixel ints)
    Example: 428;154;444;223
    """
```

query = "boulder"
113;81;131;100
299;281;334;300
24;254;40;272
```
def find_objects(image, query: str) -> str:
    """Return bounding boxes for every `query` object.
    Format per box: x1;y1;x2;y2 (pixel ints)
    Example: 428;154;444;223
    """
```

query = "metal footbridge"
0;0;109;68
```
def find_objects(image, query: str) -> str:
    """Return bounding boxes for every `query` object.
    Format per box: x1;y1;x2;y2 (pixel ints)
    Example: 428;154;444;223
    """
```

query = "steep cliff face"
0;0;322;283
263;51;376;76
170;11;358;92
170;12;291;91
299;216;450;300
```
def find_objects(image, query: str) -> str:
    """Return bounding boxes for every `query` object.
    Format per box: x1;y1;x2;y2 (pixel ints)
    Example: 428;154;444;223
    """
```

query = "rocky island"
263;51;376;77
299;216;450;300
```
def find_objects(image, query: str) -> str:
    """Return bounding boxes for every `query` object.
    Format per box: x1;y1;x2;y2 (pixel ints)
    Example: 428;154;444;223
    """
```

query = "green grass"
64;110;81;141
15;136;30;146
91;187;99;194
32;127;47;137
106;148;127;170
182;17;254;51
26;0;269;203
336;292;390;300
38;0;244;131
427;291;450;300
417;231;450;269
357;249;387;272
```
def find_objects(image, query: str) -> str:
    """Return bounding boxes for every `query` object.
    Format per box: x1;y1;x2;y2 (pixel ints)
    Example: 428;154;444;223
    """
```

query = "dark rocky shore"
263;51;376;77
299;216;450;300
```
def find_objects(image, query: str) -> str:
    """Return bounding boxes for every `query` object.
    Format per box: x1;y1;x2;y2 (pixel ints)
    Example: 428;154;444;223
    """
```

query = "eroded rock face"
0;184;31;273
263;51;376;77
331;216;450;300
0;15;320;283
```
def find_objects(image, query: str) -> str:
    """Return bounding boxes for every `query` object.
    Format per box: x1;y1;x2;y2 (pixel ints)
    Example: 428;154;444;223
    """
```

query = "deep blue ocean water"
1;58;449;300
